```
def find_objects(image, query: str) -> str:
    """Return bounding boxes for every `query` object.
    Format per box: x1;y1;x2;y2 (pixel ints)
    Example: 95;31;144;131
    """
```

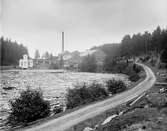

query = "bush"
88;83;109;99
8;88;50;125
124;64;141;82
66;83;108;109
106;79;127;94
53;105;63;114
128;73;140;82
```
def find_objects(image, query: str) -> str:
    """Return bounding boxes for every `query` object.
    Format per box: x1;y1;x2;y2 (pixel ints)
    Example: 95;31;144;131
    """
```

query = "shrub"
128;73;140;82
106;79;127;94
88;83;109;100
8;88;50;125
66;83;108;109
66;84;90;109
53;105;63;114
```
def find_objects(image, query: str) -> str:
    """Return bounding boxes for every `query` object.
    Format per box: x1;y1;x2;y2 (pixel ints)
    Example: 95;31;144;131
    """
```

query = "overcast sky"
0;0;167;57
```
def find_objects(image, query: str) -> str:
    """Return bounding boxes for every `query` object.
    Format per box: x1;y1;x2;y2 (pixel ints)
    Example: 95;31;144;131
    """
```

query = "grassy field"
67;63;167;131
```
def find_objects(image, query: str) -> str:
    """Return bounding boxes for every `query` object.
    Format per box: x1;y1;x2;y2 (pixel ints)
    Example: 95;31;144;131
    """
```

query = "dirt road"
23;63;156;131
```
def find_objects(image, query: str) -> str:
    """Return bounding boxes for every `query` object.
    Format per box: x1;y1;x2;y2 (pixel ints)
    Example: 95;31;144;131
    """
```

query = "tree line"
120;26;167;62
0;37;28;66
80;26;167;72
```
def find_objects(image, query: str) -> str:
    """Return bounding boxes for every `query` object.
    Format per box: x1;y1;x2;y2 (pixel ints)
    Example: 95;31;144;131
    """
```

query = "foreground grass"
67;63;167;131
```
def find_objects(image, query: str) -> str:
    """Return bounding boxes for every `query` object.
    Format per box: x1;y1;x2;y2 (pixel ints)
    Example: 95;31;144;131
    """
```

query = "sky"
0;0;167;58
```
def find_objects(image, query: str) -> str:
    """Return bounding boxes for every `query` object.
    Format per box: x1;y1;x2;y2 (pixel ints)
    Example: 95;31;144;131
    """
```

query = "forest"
81;26;167;72
100;26;167;64
0;37;28;66
120;26;167;60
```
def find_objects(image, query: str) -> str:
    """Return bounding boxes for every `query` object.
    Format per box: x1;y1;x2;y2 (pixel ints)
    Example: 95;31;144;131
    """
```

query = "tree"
151;26;162;53
121;35;132;57
42;51;50;59
142;31;151;54
103;55;117;72
45;51;50;59
34;49;40;59
49;53;53;60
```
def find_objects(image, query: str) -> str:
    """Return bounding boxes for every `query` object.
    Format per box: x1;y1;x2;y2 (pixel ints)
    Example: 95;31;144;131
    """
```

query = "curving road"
22;63;156;131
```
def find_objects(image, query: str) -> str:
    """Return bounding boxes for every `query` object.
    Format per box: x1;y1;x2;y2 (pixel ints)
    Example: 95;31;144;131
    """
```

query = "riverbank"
70;63;167;131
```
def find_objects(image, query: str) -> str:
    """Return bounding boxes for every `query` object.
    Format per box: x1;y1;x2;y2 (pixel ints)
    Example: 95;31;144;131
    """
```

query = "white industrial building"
19;54;33;69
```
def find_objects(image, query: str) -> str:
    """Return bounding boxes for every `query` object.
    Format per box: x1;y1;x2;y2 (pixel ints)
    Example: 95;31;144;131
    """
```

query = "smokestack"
62;32;64;53
60;32;64;69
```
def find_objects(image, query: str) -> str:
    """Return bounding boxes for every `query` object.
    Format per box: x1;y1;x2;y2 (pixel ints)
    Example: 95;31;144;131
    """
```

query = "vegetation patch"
146;93;167;109
66;83;108;109
96;108;158;131
103;58;143;82
7;88;51;126
66;79;128;109
106;79;127;94
128;73;140;82
0;37;28;66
